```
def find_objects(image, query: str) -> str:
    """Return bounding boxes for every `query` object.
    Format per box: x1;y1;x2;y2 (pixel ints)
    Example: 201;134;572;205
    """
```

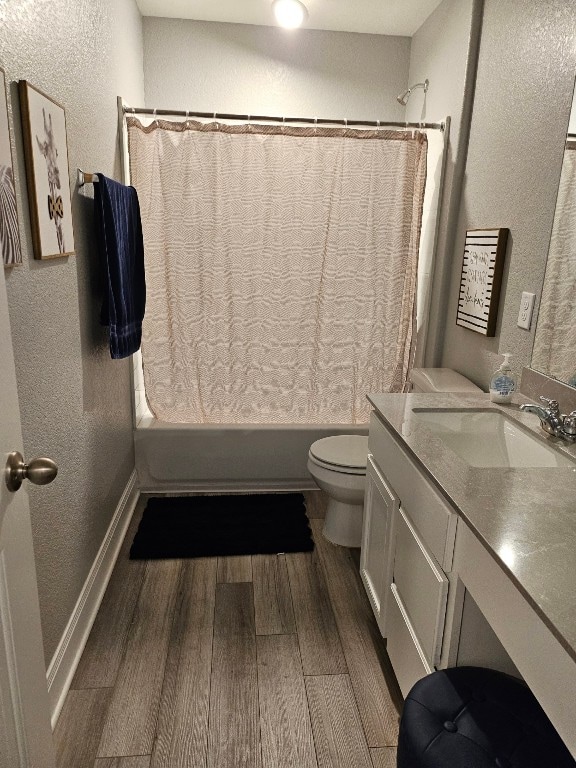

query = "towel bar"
77;169;99;186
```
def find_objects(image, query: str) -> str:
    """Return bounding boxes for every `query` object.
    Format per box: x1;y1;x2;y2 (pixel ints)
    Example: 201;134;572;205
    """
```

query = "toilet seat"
308;435;369;475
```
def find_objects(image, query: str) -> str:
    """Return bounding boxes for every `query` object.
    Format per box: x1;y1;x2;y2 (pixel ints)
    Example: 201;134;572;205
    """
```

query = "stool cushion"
398;667;575;768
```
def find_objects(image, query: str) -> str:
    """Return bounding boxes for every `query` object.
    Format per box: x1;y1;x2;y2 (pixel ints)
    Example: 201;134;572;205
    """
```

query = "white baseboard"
138;480;318;494
46;470;139;728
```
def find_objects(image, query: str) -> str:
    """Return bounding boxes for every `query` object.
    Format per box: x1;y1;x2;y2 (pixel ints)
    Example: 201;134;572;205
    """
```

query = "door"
0;263;56;767
359;455;399;637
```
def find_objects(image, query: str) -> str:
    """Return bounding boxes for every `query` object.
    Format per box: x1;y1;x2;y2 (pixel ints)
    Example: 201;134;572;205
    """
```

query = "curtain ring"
282;116;286;134
377;119;381;132
152;108;158;127
344;118;348;129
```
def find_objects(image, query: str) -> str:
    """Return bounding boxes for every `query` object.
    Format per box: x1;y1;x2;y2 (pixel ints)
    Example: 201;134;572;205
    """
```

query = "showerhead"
396;89;411;106
396;79;429;106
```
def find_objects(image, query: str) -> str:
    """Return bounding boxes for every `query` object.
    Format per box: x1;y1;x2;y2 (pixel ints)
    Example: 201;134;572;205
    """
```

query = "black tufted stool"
397;667;575;768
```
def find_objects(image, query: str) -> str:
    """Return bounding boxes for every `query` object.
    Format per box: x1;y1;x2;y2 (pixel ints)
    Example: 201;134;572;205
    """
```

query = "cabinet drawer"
393;507;448;667
386;584;433;698
369;411;457;570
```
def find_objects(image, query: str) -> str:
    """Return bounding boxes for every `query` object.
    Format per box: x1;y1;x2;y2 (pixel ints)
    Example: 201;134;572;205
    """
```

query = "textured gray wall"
1;0;144;664
142;18;410;119
439;0;576;389
406;0;483;368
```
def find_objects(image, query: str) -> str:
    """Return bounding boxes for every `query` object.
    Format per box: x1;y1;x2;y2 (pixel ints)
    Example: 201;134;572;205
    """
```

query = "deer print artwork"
36;107;65;254
19;80;75;259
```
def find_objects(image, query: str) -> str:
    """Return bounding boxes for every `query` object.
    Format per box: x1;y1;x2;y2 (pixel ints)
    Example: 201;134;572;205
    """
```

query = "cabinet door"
392;508;449;666
386;509;449;696
386;584;434;697
360;456;399;637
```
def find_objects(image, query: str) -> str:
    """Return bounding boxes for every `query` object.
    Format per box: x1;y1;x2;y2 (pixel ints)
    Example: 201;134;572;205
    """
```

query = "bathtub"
134;417;369;492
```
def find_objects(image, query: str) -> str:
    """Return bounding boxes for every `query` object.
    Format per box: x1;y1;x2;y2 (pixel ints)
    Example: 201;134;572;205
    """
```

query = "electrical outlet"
517;291;536;330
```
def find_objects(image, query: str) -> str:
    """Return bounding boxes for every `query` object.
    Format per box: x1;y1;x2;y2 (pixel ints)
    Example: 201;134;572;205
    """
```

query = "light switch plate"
517;291;536;330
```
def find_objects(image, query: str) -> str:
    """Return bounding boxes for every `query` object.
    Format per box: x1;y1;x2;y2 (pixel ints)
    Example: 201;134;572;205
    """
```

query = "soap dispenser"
489;353;516;403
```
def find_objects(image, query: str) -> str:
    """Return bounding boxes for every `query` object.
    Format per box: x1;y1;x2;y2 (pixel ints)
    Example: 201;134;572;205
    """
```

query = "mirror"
531;83;576;387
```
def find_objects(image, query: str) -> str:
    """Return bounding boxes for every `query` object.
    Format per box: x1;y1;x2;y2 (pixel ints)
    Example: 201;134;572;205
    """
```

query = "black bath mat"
129;493;314;559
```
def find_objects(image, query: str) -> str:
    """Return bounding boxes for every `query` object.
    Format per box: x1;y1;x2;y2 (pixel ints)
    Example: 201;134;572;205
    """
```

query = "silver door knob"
5;451;58;493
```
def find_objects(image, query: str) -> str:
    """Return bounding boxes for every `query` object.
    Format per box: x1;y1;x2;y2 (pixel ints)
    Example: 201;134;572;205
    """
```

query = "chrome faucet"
519;396;576;442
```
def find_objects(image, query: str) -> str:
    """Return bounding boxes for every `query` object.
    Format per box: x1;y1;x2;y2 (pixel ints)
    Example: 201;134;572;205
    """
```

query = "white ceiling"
135;0;444;37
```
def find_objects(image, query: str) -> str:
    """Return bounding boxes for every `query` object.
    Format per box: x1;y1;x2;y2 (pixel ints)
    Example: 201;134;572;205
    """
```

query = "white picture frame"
456;228;508;336
0;68;23;266
19;80;75;259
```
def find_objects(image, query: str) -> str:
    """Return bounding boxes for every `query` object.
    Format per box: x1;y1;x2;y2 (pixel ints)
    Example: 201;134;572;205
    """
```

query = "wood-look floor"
56;491;402;768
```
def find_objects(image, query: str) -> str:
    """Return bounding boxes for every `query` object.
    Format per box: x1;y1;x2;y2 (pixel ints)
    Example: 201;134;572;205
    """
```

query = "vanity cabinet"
363;395;576;756
362;410;458;696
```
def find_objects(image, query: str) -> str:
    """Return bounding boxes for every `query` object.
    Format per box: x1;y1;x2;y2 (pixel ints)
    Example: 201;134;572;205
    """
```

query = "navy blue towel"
94;174;146;359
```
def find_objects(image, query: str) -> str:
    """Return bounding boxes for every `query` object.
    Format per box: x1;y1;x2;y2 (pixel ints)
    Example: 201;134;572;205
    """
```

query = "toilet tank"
410;368;482;394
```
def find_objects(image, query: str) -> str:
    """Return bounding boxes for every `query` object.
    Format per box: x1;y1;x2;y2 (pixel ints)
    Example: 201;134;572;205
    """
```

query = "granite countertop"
366;391;576;663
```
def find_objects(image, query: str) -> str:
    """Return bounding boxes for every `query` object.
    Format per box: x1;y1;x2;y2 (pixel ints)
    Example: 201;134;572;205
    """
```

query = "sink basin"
410;409;574;468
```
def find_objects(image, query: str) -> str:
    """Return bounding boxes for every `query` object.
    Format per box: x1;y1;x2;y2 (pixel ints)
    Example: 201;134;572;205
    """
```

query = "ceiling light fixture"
272;0;308;29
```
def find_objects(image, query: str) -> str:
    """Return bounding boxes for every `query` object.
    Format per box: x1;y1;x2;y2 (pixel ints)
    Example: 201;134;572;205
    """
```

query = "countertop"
367;391;576;663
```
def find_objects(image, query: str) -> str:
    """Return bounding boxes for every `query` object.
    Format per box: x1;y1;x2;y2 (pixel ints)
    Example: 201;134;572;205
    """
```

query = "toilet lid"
309;435;369;470
410;367;482;393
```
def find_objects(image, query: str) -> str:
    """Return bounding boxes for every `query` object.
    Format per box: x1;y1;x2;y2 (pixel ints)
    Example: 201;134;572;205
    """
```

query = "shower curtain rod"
122;105;445;132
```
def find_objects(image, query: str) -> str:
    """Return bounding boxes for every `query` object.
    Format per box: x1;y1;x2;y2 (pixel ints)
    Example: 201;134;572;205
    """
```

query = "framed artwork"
0;68;23;267
456;228;509;336
19;80;75;259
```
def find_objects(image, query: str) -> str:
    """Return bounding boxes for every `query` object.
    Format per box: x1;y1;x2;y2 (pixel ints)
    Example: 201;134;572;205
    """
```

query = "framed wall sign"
19;80;75;259
456;228;508;336
0;68;23;267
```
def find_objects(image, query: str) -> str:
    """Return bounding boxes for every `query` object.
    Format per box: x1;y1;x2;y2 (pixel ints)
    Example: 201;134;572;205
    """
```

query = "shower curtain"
531;146;576;385
128;117;427;424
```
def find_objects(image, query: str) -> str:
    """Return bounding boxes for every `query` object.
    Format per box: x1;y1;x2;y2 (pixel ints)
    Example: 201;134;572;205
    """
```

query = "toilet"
307;368;482;547
307;435;370;547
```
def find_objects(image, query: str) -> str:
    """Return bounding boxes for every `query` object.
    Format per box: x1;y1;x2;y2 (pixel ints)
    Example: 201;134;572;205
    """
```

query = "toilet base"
322;498;364;548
